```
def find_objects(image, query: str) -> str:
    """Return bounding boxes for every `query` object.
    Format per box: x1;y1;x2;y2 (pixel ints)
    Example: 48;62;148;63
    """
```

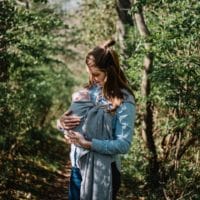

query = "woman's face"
88;66;107;86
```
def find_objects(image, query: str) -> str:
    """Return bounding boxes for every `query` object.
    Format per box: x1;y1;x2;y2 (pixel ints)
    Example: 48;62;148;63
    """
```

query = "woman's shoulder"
115;89;135;115
121;89;135;105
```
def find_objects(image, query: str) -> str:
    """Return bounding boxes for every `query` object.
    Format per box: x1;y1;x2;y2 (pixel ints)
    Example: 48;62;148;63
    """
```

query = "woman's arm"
91;102;136;154
57;110;81;130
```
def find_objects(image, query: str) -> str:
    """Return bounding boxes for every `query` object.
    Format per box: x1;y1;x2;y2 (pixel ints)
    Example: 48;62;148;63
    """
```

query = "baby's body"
64;88;92;136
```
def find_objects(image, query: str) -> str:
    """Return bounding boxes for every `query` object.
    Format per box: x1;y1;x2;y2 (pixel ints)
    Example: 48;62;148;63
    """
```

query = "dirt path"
43;160;71;200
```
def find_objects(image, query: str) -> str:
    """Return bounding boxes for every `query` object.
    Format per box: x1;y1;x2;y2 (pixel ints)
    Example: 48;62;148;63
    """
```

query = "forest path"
43;159;71;200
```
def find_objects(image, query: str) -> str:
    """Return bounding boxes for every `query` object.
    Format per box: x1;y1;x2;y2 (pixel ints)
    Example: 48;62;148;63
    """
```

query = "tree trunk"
0;1;13;82
116;0;133;52
0;48;8;82
132;1;160;187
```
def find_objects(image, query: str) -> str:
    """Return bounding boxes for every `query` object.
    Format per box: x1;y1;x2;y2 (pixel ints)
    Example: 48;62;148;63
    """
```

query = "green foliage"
122;134;147;181
0;0;73;144
0;0;74;197
123;0;200;198
75;0;117;47
126;0;200;136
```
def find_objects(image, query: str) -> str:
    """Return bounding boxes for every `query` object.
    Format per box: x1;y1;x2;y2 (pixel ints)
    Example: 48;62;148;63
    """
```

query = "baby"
71;88;90;102
62;88;94;137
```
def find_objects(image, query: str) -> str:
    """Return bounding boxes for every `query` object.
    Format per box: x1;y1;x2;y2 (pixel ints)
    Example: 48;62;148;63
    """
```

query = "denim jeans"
69;167;82;200
68;163;121;200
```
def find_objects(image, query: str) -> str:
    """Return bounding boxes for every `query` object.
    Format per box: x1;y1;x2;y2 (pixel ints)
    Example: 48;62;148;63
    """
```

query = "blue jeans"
69;167;82;200
68;163;121;200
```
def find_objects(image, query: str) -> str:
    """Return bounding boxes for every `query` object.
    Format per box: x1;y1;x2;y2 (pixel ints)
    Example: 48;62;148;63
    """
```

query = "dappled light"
0;0;200;199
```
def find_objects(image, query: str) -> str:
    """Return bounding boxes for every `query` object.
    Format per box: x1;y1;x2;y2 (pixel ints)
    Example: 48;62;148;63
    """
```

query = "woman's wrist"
81;139;92;149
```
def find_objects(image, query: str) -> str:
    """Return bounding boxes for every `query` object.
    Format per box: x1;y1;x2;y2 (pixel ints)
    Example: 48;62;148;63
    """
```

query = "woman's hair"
85;39;134;108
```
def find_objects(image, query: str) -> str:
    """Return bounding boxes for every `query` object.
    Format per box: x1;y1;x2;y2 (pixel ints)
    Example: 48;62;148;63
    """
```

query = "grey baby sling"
69;100;114;200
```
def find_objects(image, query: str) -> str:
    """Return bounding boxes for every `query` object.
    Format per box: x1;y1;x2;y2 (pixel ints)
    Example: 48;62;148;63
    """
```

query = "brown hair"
85;39;133;108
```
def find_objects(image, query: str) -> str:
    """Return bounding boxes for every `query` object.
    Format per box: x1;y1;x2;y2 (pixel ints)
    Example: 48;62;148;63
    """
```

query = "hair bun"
103;39;116;48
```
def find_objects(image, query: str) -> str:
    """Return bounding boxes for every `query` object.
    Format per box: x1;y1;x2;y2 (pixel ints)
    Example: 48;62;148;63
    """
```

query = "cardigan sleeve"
91;101;136;155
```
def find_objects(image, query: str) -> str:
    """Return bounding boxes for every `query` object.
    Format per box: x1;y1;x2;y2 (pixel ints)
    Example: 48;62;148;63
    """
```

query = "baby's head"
72;88;90;102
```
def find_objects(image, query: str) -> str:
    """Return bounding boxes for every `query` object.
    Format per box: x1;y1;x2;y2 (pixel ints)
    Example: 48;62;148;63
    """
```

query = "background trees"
122;1;200;199
0;0;74;198
0;0;199;199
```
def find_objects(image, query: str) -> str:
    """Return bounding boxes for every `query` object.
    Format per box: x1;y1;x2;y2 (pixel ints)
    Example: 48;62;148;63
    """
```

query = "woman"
58;39;136;200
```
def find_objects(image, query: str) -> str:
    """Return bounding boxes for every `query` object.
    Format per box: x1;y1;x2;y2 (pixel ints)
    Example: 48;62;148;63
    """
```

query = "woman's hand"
67;130;92;149
59;110;81;130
